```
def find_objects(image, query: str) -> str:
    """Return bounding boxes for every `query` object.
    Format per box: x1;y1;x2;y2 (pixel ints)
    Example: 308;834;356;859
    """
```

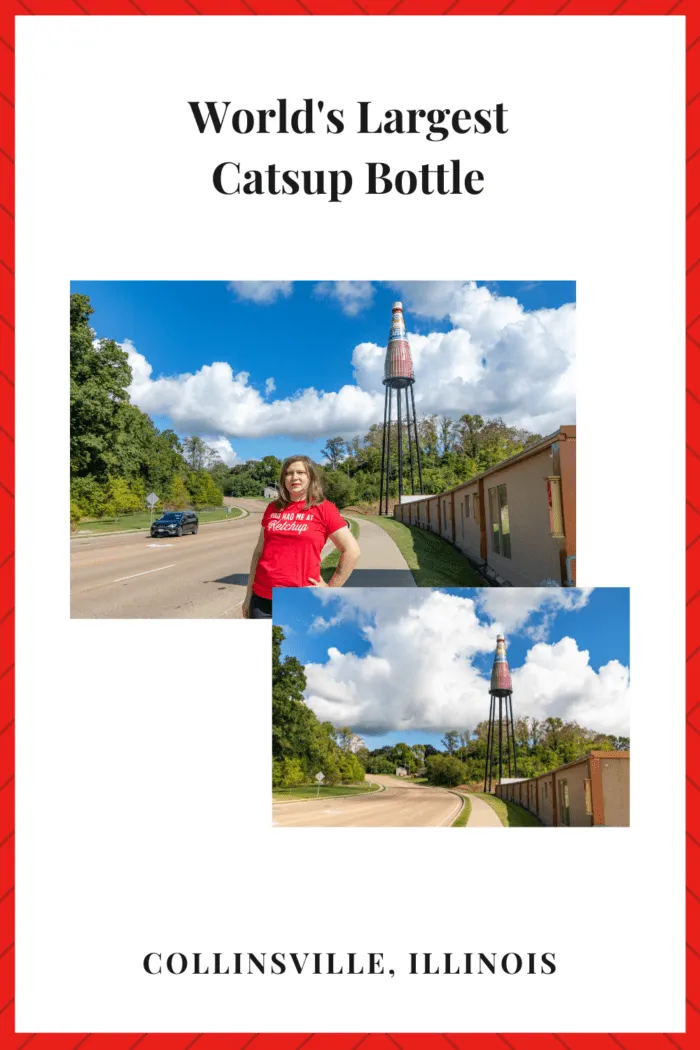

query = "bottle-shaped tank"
383;301;414;388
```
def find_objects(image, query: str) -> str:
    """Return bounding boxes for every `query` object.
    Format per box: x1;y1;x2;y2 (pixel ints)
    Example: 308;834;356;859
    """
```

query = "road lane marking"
114;564;176;583
147;543;173;548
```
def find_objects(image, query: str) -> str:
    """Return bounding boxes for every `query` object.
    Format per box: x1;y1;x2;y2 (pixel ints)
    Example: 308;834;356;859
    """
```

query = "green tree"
70;293;194;506
271;626;368;786
71;476;109;518
322;470;357;508
426;754;465;787
70;294;133;479
188;470;223;509
321;437;347;471
441;730;460;755
168;475;190;509
272;625;317;761
182;436;217;472
390;742;419;773
103;476;143;519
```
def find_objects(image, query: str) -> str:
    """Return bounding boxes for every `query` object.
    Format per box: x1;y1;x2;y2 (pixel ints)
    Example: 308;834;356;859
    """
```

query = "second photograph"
272;587;630;829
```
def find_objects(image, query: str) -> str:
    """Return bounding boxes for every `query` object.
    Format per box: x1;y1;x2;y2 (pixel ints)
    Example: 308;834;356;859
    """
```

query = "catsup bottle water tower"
378;302;424;515
484;634;518;792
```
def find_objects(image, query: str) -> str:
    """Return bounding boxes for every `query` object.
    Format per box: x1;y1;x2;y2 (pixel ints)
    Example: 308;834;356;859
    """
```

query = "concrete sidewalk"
466;795;503;828
345;516;416;587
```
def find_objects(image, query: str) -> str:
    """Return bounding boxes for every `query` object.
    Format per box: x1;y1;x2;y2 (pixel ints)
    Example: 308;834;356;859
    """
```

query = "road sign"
315;772;325;782
146;492;159;527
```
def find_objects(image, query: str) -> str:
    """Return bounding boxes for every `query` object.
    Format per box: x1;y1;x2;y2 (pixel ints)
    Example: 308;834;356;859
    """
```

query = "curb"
445;789;468;827
273;783;385;805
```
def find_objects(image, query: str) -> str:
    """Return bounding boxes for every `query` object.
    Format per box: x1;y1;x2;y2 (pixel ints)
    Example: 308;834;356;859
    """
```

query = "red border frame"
0;1;693;1047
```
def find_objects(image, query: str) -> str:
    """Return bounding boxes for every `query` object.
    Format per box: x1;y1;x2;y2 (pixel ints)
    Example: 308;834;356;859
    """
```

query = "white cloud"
264;377;276;396
309;614;343;633
475;588;593;639
227;281;292;304
302;590;629;736
315;280;375;316
125;341;383;440
352;283;576;435
123;281;574;440
512;639;629;735
205;436;238;467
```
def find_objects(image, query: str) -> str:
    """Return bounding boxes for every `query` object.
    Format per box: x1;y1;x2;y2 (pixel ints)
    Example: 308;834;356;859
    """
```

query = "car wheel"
193;525;198;535
177;526;183;537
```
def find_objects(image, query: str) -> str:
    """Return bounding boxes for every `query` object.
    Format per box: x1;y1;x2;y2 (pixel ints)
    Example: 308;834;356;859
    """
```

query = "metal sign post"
146;492;159;526
315;771;325;798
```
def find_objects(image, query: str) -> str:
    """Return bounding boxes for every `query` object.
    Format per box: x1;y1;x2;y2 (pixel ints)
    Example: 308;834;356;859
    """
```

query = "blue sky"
273;587;629;750
71;280;576;464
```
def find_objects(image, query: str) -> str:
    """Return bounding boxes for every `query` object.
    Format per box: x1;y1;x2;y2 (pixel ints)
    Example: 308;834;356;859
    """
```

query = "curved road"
272;776;463;828
71;503;415;618
71;498;266;619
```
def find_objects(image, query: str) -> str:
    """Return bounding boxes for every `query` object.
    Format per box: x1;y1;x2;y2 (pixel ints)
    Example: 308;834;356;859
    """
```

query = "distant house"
395;767;408;777
263;486;279;500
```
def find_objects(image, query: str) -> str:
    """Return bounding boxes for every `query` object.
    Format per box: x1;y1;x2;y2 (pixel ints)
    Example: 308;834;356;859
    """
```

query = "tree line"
70;294;224;523
314;416;542;509
217;415;542;512
272;626;366;787
364;720;630;788
273;625;629;789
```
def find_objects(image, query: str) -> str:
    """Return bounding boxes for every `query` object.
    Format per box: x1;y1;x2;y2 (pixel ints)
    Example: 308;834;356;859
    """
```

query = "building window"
543;782;548;800
584;779;593;816
547;475;565;539
558;780;571;826
488;484;511;558
464;495;470;518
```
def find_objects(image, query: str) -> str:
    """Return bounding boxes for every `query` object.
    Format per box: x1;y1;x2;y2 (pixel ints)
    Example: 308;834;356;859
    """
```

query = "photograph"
70;280;576;618
271;586;630;828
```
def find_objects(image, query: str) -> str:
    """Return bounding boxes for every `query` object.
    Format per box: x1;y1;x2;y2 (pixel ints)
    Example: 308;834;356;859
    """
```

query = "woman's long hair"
275;455;325;510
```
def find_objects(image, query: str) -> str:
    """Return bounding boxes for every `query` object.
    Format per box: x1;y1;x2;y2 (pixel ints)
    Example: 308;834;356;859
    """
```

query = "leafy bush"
273;757;307;788
426;754;465;787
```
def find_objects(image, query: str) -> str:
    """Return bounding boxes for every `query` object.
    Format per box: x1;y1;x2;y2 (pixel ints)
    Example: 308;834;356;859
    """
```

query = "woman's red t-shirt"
252;499;347;599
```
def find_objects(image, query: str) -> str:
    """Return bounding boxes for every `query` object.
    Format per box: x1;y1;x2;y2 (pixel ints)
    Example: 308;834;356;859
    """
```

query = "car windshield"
159;513;182;521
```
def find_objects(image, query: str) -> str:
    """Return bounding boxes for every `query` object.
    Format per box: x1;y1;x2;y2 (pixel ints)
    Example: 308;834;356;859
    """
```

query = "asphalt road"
272;776;463;828
70;499;266;619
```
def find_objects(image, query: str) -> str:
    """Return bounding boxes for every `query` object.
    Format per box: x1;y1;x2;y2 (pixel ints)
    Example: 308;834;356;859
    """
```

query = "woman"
242;455;361;619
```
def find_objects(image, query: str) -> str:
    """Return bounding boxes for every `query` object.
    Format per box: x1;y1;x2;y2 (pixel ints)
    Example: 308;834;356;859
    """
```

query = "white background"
15;15;684;1034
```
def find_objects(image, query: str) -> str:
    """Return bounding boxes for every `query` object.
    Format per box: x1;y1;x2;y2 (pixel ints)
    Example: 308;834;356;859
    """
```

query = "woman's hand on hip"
308;576;329;588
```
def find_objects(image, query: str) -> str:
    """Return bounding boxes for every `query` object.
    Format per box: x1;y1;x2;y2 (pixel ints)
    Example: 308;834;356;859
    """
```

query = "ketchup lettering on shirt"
253;499;347;599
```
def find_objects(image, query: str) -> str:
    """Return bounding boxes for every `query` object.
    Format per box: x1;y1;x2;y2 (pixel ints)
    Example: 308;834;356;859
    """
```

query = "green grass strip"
364;516;489;587
273;782;380;801
472;792;541;827
451;793;473;827
77;507;242;533
321;516;361;582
